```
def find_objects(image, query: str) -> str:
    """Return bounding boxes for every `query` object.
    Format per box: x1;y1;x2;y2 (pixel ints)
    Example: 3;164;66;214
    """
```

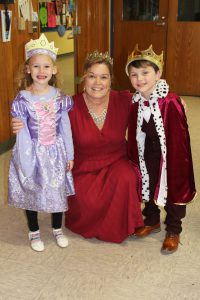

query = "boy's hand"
67;160;74;171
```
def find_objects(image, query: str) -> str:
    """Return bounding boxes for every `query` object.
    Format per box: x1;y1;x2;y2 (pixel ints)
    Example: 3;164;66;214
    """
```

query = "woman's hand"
67;160;74;171
180;97;187;112
11;118;24;134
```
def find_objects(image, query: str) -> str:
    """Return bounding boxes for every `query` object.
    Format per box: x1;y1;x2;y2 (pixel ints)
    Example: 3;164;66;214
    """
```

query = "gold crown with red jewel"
25;34;59;61
125;44;164;75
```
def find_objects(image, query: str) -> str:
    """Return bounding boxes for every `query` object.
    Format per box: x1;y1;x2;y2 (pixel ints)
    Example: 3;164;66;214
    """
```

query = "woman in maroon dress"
65;51;143;243
12;50;143;243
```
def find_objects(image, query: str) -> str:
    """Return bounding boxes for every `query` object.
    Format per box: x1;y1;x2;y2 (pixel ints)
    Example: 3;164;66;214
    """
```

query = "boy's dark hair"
128;60;160;73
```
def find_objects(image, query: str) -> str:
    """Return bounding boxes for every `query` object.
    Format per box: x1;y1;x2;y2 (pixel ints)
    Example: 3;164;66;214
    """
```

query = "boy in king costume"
126;45;196;254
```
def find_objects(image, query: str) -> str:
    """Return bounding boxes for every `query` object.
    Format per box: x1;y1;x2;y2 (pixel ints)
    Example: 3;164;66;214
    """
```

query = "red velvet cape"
128;92;196;204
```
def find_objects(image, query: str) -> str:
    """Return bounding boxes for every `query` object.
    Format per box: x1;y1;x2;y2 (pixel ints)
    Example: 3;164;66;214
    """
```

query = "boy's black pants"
142;116;186;234
143;200;186;234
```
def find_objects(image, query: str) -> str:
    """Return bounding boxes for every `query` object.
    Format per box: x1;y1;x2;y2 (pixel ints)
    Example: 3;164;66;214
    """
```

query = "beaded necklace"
84;93;108;129
88;107;107;128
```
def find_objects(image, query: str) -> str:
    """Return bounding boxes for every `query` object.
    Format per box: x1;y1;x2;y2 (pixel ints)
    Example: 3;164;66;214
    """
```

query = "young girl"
8;34;75;252
126;45;196;254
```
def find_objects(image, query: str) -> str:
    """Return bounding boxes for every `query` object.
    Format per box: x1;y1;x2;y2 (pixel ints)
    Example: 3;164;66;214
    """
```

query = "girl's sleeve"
59;95;74;161
11;96;36;178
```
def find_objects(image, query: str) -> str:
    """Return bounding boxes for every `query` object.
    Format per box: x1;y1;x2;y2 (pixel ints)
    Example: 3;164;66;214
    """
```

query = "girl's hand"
11;118;24;134
67;160;74;171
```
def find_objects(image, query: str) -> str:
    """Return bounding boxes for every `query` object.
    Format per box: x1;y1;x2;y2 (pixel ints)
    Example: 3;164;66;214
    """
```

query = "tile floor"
0;97;199;300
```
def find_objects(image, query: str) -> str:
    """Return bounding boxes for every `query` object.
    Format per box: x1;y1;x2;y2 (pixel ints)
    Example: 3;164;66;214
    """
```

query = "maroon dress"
65;90;144;243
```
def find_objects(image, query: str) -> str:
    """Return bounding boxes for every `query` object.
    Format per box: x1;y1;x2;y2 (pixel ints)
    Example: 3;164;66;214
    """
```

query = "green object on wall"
39;4;48;28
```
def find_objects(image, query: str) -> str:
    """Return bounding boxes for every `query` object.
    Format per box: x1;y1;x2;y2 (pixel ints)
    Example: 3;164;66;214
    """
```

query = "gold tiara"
86;50;113;65
125;44;164;75
25;34;59;61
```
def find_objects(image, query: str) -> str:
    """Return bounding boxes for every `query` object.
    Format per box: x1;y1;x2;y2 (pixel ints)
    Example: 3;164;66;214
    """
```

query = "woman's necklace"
84;93;108;129
88;107;107;128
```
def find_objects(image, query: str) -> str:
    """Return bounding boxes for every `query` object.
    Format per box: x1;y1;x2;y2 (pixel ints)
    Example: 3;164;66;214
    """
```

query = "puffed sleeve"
59;95;74;161
11;94;36;178
11;95;28;119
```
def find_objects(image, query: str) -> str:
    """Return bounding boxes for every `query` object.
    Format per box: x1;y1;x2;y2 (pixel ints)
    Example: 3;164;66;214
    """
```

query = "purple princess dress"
8;87;75;213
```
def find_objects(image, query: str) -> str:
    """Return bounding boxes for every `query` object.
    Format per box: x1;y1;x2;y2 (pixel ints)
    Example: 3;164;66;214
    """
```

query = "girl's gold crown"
125;44;164;75
25;34;59;61
86;50;113;65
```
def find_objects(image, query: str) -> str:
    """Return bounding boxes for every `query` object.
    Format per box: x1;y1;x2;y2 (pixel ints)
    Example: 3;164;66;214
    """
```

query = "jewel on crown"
86;50;113;65
125;44;164;75
25;33;59;61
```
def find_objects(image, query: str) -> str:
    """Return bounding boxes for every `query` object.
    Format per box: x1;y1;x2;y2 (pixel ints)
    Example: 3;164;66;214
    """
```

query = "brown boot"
161;232;180;254
134;223;161;237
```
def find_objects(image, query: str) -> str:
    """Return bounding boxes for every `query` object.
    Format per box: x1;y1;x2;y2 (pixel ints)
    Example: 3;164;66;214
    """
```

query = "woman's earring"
83;87;86;92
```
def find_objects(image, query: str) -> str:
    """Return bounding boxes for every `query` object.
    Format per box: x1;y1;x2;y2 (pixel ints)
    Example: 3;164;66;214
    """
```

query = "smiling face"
83;63;111;102
27;54;57;88
128;63;161;100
